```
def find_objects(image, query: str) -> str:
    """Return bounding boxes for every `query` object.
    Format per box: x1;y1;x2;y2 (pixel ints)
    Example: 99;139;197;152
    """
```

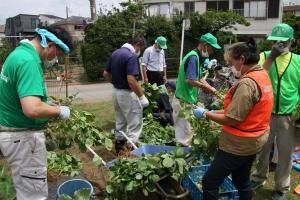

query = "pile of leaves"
105;148;190;199
45;109;113;152
141;82;164;114
48;151;82;177
180;105;221;161
210;89;227;110
0;165;15;200
59;188;91;200
140;114;176;145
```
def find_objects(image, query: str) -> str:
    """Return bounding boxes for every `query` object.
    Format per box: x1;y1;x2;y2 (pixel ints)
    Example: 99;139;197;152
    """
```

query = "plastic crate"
182;165;238;200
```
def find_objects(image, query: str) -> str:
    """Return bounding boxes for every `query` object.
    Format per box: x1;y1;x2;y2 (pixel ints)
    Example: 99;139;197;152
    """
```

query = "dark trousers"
202;150;256;200
146;70;164;86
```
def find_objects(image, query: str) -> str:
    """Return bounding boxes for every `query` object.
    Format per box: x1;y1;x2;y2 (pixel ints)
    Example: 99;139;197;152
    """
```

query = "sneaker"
251;180;266;190
272;191;286;200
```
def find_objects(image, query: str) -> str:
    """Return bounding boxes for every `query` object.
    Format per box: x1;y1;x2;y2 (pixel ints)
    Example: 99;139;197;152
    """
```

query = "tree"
283;13;300;54
82;1;145;81
0;39;13;66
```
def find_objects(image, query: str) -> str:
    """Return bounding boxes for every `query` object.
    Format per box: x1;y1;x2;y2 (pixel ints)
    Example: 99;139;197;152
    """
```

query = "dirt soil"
48;145;115;200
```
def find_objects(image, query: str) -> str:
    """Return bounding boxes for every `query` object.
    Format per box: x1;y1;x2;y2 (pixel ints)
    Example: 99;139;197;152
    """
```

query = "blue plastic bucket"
56;179;93;199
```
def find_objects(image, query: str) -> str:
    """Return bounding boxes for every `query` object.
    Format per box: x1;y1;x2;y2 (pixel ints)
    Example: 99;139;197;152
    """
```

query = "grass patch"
253;169;300;200
75;101;115;131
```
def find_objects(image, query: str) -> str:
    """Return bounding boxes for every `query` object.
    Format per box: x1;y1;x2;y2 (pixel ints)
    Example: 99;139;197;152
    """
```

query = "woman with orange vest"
192;39;274;200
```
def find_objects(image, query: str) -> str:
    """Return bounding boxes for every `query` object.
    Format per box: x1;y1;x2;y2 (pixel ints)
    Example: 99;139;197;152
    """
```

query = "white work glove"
59;106;70;120
139;95;149;108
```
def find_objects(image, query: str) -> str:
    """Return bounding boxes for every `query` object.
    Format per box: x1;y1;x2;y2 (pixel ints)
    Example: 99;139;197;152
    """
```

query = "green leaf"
106;185;113;194
92;155;104;166
104;138;113;151
135;173;142;180
74;188;91;200
125;181;134;191
150;174;160;182
174;147;185;157
162;157;174;168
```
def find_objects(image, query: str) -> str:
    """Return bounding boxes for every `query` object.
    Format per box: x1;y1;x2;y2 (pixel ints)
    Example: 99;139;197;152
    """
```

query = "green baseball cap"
199;33;221;49
155;36;167;49
267;23;294;41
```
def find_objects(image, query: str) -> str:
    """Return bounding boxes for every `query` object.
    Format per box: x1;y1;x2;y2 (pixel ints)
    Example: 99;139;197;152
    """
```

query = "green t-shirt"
0;41;48;129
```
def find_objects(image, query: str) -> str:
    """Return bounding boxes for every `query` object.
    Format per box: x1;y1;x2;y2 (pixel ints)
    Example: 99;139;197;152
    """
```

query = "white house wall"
232;18;280;36
195;2;206;14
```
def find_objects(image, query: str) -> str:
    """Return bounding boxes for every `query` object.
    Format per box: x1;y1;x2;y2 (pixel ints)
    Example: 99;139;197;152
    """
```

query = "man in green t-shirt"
251;23;300;200
0;26;73;200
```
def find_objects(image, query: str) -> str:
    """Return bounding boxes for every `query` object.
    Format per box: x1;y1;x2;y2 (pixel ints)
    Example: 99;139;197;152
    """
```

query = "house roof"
39;14;64;19
52;16;89;26
0;25;5;33
283;5;300;12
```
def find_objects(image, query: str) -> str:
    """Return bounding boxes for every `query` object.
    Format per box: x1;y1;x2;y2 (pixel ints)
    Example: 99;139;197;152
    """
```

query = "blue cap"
165;80;176;92
35;28;70;54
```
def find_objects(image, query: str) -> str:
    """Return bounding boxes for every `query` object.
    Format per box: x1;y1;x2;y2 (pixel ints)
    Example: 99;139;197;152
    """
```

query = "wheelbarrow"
86;130;191;199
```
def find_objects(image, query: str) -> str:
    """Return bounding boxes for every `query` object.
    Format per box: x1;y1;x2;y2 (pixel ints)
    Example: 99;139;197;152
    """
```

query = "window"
159;4;170;16
207;1;229;11
268;0;280;18
31;18;39;28
74;25;82;30
233;0;244;16
184;2;195;15
148;3;170;17
244;1;267;18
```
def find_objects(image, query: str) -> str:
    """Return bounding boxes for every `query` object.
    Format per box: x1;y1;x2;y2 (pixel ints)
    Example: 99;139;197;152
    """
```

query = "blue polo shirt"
106;47;139;89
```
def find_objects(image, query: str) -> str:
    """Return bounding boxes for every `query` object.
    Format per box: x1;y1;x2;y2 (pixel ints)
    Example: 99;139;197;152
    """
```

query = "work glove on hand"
139;95;149;108
59;106;70;120
193;107;207;118
269;42;285;59
202;58;210;69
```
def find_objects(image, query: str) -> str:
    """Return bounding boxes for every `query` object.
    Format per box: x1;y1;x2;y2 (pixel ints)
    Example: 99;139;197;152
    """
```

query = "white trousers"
0;130;48;200
112;88;143;143
171;97;193;146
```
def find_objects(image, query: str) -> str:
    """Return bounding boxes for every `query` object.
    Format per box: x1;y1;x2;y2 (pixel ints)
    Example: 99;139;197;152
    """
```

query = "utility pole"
89;0;97;21
66;6;69;19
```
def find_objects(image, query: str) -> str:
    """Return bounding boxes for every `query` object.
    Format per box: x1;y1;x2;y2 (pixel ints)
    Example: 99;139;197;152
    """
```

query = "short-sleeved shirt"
142;46;166;72
185;55;199;80
219;66;270;156
106;46;139;89
0;41;48;129
259;52;292;77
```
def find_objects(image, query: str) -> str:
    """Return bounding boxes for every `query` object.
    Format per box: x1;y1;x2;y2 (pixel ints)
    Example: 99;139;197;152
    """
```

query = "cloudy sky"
0;0;299;25
0;0;124;24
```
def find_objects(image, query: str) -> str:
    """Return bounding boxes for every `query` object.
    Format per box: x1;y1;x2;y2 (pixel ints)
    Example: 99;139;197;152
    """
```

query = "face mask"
156;48;161;52
232;66;242;78
201;47;209;58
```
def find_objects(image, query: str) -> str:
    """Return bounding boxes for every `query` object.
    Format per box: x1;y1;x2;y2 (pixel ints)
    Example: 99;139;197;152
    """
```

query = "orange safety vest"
222;69;274;138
